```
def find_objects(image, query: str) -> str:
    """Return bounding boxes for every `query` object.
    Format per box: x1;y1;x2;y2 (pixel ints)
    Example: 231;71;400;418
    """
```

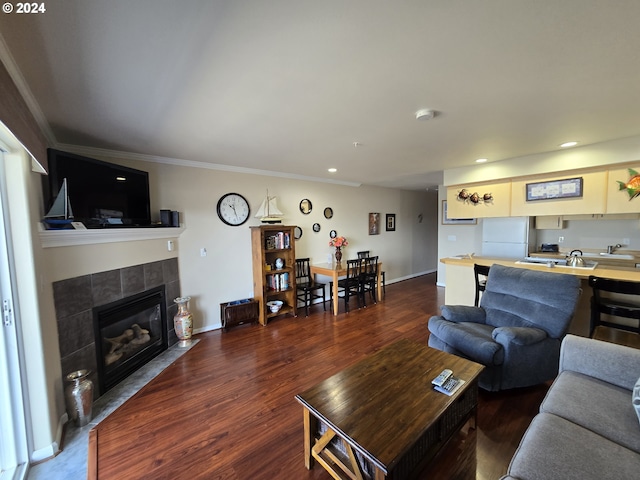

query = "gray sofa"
501;334;640;480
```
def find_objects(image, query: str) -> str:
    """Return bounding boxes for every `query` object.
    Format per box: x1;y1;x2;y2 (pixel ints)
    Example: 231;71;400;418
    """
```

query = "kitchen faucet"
607;243;622;254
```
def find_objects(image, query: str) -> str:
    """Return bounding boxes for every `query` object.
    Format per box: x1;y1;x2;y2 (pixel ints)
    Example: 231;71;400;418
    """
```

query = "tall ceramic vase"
174;296;193;347
335;246;342;263
65;369;94;427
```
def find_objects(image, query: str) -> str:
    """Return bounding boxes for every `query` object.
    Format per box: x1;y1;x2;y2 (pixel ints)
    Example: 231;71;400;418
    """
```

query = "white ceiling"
2;1;640;190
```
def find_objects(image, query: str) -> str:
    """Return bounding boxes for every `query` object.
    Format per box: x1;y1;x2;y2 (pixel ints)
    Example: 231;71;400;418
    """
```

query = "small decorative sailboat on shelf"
43;178;74;229
255;190;284;224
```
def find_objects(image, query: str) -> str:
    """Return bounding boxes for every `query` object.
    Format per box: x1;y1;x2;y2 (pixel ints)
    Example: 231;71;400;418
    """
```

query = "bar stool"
474;264;490;306
588;275;640;349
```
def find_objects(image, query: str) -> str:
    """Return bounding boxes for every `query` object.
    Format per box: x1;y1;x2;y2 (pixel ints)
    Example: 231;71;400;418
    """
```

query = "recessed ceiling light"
475;158;488;163
560;141;578;148
328;168;337;173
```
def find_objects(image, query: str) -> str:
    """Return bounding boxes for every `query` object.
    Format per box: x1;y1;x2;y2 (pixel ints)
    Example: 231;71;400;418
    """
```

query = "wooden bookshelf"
251;225;297;325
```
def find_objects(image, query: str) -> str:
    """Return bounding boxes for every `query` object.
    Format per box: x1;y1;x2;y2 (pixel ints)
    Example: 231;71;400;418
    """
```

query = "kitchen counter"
441;255;640;281
440;255;640;337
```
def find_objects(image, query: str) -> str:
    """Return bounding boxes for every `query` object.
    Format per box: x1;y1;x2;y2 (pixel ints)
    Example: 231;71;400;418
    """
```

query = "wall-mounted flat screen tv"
43;149;152;228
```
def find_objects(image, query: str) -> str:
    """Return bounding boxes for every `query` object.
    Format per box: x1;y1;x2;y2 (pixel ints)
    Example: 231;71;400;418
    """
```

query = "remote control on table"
432;369;453;387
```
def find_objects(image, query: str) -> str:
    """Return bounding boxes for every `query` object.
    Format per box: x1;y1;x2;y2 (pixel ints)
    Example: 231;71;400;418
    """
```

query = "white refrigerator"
481;217;536;259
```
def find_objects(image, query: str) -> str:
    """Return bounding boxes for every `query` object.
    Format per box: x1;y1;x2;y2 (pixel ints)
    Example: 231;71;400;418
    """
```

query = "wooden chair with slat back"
295;258;326;316
360;256;379;306
588;275;640;348
358;250;386;297
474;264;491;306
330;259;363;313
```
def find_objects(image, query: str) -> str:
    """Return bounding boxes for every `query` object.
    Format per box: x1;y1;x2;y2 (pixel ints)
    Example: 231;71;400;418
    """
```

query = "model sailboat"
255;191;283;224
43;178;74;228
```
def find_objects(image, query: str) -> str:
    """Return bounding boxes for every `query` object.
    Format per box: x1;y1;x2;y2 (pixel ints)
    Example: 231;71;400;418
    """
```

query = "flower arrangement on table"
329;236;348;248
329;236;348;263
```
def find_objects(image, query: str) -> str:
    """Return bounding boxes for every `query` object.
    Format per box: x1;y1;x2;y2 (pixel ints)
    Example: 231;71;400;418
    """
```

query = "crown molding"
54;143;363;187
0;32;57;145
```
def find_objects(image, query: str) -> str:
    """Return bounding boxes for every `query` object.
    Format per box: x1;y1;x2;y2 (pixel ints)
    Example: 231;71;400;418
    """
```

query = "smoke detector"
415;109;436;120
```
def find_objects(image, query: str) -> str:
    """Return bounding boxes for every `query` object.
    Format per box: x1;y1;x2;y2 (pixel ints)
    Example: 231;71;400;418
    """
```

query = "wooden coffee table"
295;339;484;480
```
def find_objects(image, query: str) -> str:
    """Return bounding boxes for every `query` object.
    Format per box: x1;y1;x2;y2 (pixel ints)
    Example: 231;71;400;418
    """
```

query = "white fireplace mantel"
39;224;185;248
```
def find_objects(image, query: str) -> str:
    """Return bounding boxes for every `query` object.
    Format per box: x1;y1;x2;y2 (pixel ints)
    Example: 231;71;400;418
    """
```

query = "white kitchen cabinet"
535;216;564;229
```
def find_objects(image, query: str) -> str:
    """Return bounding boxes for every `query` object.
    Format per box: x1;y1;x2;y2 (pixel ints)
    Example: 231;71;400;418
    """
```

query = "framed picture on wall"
369;213;380;235
442;200;477;225
386;214;396;231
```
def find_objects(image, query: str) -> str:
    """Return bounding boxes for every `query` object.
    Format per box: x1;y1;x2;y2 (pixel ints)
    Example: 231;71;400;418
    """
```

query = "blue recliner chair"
428;264;581;391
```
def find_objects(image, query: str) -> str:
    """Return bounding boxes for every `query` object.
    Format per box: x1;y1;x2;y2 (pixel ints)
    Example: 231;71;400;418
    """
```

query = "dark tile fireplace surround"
53;258;181;399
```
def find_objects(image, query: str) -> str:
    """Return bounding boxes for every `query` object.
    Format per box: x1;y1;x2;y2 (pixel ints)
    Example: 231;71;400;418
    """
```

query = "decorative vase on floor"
65;369;94;427
174;296;193;347
335;246;342;263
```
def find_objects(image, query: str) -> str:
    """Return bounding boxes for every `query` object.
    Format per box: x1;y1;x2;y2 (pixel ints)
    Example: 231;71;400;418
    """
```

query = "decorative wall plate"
300;199;312;214
329;230;337;238
313;223;321;232
324;207;333;219
294;226;303;239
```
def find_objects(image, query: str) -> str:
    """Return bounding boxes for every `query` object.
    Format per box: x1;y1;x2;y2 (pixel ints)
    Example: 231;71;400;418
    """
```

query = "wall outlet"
447;235;457;242
558;236;564;243
200;247;207;257
167;240;174;252
623;238;630;245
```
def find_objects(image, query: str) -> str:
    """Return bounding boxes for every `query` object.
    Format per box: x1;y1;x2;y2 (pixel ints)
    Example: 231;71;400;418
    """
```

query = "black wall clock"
216;193;250;226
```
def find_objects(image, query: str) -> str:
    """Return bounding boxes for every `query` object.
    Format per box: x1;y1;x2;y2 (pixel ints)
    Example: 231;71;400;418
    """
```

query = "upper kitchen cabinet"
511;171;607;217
446;181;511;218
605;165;640;214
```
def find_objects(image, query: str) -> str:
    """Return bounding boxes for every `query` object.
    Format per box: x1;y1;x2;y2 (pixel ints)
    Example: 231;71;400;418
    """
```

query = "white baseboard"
29;413;65;463
388;269;436;284
194;323;222;334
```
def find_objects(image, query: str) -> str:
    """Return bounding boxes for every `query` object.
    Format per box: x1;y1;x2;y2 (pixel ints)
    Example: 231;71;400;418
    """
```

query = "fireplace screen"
94;286;168;394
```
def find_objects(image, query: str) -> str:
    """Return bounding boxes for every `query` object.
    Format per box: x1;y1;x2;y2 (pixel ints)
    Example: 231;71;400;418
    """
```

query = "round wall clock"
216;193;250;226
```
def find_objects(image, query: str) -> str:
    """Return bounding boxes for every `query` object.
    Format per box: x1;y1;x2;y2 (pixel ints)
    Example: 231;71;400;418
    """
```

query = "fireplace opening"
93;286;168;395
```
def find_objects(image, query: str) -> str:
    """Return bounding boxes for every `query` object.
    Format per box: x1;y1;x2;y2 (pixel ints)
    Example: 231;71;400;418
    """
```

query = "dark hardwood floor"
88;273;548;479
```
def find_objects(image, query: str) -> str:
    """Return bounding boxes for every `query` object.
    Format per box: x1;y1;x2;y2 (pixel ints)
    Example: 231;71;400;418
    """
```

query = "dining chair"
330;259;363;313
474;264;491;306
360;256;379;306
295;258;326;316
357;250;385;297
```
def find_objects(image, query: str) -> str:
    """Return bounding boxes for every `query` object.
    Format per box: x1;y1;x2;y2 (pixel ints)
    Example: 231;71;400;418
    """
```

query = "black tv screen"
44;149;151;228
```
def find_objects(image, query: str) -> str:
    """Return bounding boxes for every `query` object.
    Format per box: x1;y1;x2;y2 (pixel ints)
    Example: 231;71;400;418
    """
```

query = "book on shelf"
266;273;290;291
265;232;291;250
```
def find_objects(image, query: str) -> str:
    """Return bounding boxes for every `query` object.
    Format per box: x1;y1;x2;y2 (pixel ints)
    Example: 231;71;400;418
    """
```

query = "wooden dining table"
310;261;383;315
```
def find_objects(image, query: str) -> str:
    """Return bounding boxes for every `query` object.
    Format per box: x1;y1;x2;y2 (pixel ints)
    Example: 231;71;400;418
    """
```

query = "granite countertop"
441;255;640;281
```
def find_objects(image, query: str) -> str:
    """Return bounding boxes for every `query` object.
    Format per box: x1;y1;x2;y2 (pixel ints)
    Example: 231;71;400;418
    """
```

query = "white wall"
436;186;484;286
110;159;439;331
537;218;640;252
38;148;440;332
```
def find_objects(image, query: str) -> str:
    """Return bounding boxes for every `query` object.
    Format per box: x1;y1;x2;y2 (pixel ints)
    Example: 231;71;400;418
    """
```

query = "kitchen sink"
516;256;598;270
598;253;634;259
